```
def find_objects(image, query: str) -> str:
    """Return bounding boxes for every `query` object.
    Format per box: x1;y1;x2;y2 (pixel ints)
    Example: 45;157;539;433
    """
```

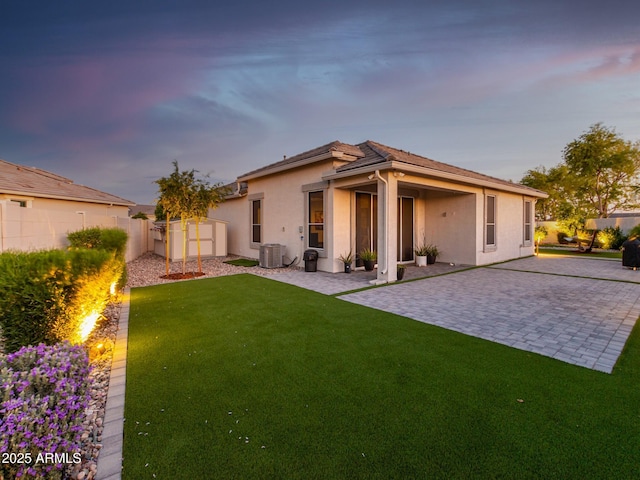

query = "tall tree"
521;164;579;220
522;123;640;221
563;123;640;218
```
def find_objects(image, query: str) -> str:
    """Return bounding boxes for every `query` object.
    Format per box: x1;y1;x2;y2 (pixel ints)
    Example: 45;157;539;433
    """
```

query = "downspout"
372;170;388;275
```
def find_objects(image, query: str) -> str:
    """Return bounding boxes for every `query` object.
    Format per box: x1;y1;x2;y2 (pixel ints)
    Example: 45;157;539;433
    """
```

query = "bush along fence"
0;342;90;480
0;248;123;353
0;227;127;478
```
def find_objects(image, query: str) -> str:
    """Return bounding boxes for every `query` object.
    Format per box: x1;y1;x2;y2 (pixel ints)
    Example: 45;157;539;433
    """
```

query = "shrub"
628;224;640;240
534;225;548;244
68;226;128;288
597;226;627;250
0;249;122;353
0;342;90;480
67;227;128;257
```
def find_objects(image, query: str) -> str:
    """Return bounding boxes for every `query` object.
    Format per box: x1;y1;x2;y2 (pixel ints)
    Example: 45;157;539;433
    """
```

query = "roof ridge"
238;140;365;180
0;159;73;183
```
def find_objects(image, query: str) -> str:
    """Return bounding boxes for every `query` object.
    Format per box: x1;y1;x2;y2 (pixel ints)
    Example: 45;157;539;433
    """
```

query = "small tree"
155;161;227;275
534;225;548;255
155;161;193;276
189;178;228;273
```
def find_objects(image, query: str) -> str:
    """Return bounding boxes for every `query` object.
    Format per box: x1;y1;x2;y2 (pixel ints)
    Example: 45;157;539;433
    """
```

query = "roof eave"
238;151;359;182
0;189;136;206
324;161;548;198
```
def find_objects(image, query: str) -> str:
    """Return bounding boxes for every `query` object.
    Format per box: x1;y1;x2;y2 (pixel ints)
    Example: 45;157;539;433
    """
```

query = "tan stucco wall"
0;194;130;217
214;163;538;272
0;200;149;261
472;192;535;265
422;191;477;265
213;161;338;267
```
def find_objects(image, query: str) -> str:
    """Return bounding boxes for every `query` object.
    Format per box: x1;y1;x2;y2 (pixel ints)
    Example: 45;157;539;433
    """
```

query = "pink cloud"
9;49;206;150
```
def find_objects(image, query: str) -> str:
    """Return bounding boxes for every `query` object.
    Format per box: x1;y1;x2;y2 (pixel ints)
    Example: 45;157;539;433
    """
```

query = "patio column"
372;170;398;284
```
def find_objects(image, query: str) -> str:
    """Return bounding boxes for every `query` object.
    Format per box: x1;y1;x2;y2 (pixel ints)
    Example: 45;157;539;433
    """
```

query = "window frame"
523;199;533;246
484;193;497;251
248;193;264;249
307;190;325;250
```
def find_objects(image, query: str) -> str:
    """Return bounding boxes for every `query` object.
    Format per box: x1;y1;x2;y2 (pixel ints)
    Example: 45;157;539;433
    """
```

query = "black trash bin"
622;238;640;270
303;249;319;272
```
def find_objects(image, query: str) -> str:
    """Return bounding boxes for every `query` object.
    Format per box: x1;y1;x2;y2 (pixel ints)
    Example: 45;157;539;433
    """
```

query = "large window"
523;200;532;245
485;194;496;249
308;191;324;249
251;199;261;244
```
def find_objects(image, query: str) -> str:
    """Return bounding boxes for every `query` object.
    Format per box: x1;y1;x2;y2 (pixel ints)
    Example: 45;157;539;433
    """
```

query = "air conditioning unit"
259;244;284;268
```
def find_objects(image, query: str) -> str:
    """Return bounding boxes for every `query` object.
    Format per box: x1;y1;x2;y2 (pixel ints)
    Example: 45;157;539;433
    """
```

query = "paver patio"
269;255;640;373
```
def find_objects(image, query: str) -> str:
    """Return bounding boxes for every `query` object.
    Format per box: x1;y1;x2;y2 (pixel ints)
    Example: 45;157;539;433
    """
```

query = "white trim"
323;161;547;198
484;193;497;251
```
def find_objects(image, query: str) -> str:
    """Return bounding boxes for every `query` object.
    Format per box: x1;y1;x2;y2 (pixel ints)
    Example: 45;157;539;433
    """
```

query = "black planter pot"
427;254;437;265
397;267;405;280
344;263;352;273
363;260;376;271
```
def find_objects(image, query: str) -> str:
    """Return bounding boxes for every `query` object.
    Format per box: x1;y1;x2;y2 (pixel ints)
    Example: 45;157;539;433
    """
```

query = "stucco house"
213;140;547;283
0;159;136;253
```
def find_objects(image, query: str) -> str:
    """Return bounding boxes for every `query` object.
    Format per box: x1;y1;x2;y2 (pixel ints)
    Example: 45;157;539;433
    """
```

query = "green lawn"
123;274;640;479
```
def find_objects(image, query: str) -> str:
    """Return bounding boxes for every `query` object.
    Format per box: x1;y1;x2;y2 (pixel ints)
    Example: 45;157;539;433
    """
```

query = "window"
308;191;324;249
523;200;532;245
485;194;496;249
251;199;261;244
10;199;27;207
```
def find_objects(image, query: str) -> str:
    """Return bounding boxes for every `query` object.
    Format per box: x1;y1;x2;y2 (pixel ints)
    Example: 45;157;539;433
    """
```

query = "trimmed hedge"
67;227;127;257
0;249;123;353
0;342;90;480
67;227;128;288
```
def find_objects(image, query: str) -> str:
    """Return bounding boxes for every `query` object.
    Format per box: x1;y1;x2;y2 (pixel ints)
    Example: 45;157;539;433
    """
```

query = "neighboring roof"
0;159;135;206
238;141;365;181
330;140;547;197
129;204;157;216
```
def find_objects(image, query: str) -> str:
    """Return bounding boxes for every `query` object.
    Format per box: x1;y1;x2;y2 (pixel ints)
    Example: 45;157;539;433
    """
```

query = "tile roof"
238;140;364;180
335;140;546;196
0;159;135;206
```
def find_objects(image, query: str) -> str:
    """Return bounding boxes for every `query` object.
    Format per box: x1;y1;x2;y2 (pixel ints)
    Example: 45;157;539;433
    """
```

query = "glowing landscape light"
79;311;101;342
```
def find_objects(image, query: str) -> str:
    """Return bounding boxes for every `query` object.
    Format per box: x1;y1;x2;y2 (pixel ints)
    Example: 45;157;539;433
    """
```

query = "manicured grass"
224;258;260;267
538;247;622;259
123;274;640;479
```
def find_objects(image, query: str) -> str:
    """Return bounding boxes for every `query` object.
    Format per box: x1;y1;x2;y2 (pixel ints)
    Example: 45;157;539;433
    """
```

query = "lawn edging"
95;288;130;480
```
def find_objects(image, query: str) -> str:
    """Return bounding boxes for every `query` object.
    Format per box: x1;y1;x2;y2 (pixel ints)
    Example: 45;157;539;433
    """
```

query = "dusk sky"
2;0;639;204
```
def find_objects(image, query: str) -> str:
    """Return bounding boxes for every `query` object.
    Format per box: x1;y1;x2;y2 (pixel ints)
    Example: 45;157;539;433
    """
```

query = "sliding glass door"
355;192;377;266
397;196;414;262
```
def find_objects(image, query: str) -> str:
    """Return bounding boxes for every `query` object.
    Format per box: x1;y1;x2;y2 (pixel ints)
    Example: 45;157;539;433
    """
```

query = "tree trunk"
196;220;202;273
165;217;170;276
181;218;187;275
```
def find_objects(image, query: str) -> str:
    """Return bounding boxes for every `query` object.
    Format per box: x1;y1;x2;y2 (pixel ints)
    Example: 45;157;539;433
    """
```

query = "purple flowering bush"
0;342;91;479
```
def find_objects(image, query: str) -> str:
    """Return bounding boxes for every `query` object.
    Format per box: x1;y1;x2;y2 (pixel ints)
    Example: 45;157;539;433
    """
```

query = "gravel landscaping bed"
126;252;300;288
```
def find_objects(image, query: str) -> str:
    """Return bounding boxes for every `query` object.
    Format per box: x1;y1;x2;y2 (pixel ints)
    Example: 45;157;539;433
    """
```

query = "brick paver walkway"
270;255;640;373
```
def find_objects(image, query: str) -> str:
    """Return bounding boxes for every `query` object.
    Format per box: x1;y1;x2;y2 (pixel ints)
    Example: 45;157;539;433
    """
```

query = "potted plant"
426;244;439;264
338;250;353;273
397;263;406;280
415;244;429;267
359;248;377;271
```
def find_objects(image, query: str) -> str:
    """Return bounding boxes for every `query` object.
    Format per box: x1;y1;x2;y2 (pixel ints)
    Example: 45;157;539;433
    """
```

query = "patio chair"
577;230;598;253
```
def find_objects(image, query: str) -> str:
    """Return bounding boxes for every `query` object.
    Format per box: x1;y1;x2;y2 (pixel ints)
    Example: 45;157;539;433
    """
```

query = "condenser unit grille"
259;244;284;268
